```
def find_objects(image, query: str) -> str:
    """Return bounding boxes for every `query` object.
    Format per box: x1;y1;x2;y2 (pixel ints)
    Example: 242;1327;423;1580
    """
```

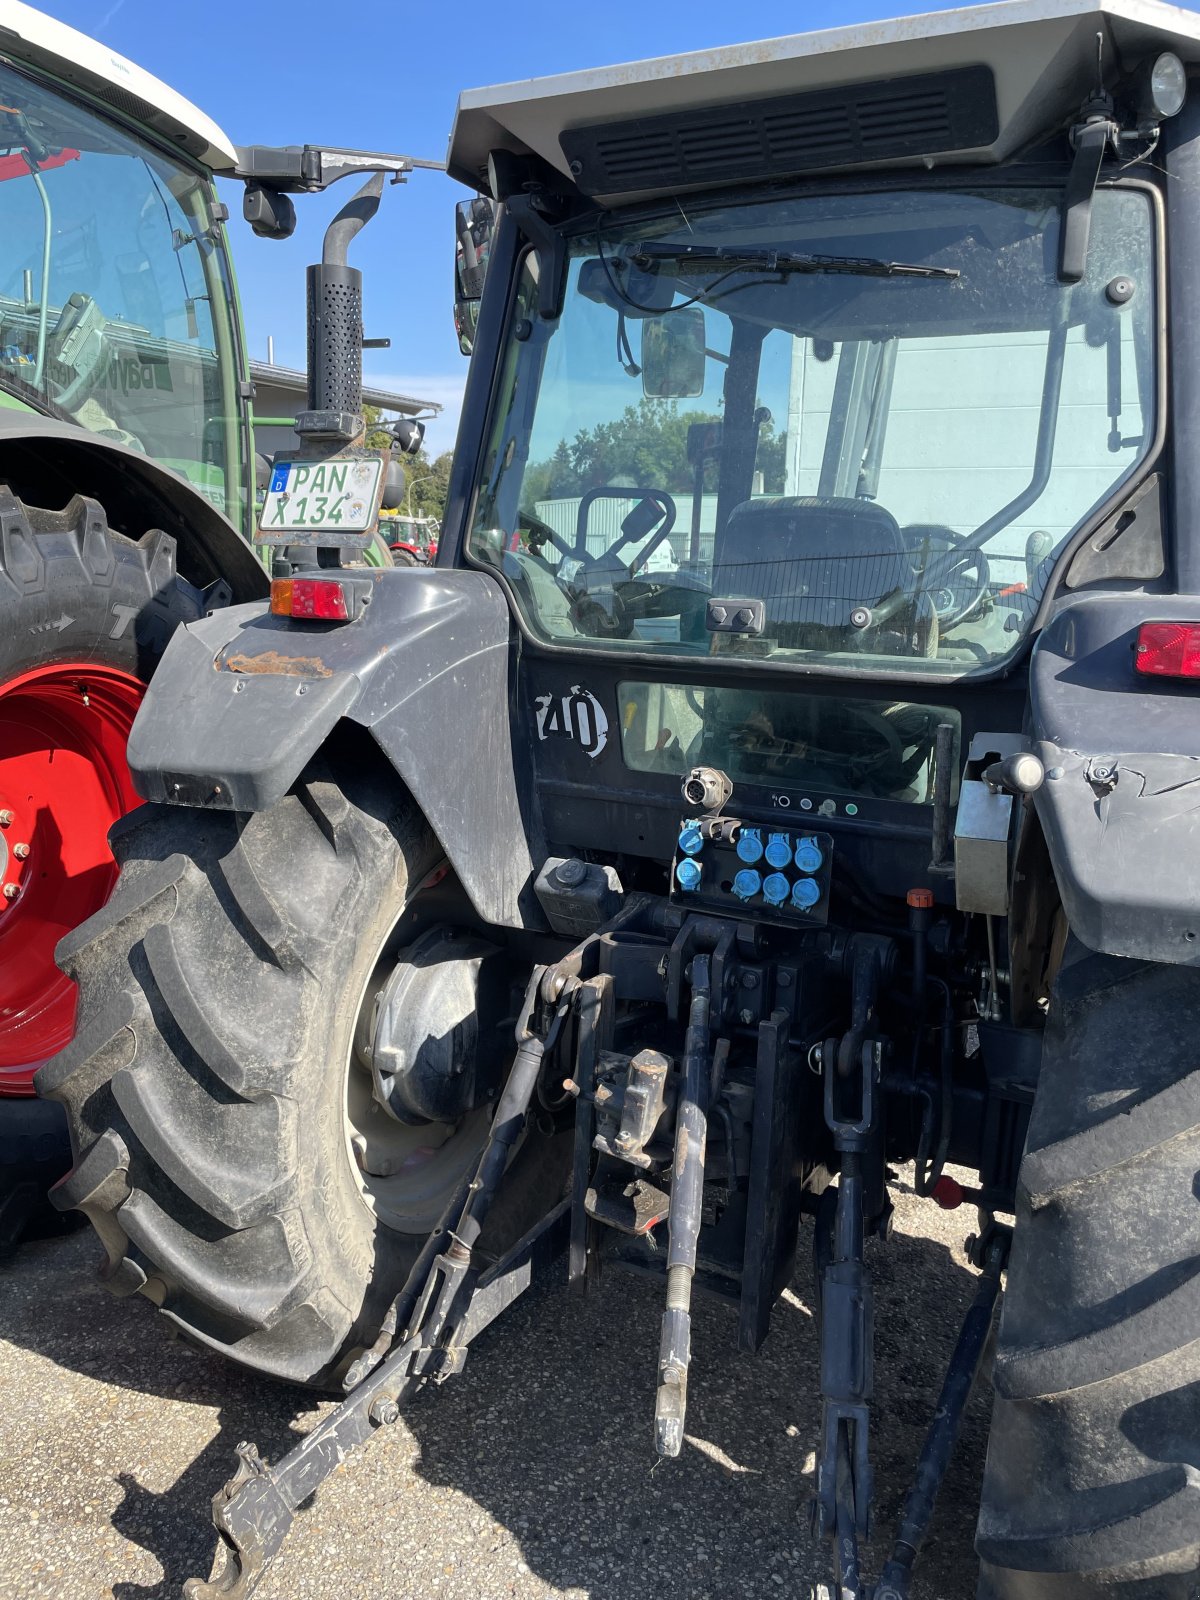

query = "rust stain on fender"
220;650;334;679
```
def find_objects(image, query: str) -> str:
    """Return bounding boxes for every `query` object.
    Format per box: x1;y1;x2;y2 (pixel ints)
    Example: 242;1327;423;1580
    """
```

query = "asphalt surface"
0;1171;991;1600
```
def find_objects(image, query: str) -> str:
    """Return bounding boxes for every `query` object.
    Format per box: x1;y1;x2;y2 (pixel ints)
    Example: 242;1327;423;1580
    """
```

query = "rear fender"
1030;592;1200;965
126;568;540;928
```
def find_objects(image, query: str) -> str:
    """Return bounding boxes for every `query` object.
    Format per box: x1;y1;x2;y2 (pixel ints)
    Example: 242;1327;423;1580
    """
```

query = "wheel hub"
359;925;504;1125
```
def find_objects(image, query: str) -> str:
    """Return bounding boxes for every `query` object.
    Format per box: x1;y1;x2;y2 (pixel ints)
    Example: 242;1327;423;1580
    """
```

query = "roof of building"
0;0;237;170
448;0;1200;202
248;361;442;419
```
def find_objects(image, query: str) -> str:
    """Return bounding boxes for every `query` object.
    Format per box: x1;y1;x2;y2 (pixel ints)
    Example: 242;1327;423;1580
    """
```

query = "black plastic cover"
560;66;999;197
1030;593;1200;965
126;571;541;929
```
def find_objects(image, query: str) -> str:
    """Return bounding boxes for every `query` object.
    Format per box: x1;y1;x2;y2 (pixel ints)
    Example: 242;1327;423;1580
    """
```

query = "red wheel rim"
0;662;144;1092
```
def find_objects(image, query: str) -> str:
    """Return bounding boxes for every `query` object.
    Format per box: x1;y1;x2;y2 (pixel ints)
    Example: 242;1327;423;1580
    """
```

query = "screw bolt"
369;1396;400;1427
3;884;17;900
0;811;11;827
12;843;28;860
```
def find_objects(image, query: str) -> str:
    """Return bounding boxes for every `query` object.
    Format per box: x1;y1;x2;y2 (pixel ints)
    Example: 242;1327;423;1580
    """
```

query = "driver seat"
710;495;927;653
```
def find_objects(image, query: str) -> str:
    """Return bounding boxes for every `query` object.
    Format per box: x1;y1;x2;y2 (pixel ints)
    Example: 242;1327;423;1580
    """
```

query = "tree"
362;406;452;524
399;448;454;524
524;396;788;503
362;403;393;451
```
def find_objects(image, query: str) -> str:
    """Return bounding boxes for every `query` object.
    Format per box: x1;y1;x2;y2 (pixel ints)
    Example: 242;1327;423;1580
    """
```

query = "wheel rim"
342;889;493;1236
0;662;144;1089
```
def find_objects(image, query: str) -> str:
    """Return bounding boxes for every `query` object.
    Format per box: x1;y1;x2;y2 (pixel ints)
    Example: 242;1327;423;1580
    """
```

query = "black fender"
126;568;541;929
1030;592;1200;965
0;414;266;603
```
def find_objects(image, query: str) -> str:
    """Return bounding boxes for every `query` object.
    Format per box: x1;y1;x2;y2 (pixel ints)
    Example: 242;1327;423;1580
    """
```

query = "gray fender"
126;568;540;929
0;413;266;602
1030;592;1200;966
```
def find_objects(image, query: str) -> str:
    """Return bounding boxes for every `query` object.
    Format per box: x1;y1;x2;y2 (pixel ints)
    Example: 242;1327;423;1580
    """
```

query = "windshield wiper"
629;241;959;280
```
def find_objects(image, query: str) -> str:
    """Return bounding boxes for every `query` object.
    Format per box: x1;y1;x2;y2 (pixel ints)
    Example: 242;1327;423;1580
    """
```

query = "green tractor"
0;1;418;1247
35;1;1200;1598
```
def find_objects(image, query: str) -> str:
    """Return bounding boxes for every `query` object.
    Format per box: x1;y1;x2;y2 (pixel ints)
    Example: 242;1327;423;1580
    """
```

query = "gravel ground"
0;1173;992;1600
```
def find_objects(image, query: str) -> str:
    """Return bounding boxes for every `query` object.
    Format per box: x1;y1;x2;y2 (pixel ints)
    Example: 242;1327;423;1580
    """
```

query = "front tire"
39;756;522;1387
976;950;1200;1598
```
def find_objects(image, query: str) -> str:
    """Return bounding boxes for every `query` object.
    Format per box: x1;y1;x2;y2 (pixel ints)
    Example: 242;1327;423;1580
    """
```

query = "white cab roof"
0;0;236;172
449;0;1200;200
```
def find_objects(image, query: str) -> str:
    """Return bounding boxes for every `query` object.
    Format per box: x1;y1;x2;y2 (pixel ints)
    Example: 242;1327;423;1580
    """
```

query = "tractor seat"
710;496;917;633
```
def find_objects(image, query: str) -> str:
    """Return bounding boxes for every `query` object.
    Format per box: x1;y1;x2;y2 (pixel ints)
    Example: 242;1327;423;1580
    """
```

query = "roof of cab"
447;0;1200;203
0;0;237;172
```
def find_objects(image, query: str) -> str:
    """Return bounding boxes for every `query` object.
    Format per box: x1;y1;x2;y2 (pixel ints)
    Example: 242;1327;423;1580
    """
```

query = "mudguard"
125;568;540;929
1030;592;1200;966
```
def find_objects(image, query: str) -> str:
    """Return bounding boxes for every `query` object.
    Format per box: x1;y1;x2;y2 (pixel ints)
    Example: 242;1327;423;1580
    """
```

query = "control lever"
981;752;1044;796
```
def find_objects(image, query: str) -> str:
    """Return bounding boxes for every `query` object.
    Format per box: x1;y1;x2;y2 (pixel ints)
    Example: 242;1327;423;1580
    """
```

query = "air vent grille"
561;65;997;196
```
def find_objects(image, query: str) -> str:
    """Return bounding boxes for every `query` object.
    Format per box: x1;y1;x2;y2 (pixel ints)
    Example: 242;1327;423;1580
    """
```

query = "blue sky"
30;0;1160;452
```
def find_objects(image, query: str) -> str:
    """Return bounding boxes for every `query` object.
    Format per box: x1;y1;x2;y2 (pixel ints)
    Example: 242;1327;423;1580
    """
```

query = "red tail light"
1134;621;1200;679
270;577;350;621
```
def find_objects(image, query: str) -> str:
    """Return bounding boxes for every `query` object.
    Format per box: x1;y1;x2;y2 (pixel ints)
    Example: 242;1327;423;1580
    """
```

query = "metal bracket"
183;1204;569;1600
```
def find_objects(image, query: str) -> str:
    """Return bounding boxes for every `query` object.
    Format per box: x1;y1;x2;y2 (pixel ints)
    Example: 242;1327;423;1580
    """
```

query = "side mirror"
454;195;495;356
642;308;706;399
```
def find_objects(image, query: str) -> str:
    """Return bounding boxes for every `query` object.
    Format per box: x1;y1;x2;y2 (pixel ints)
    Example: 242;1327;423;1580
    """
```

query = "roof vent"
561;65;998;196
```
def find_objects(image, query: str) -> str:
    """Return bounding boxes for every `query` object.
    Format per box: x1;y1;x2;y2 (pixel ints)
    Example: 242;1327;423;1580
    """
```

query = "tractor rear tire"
0;490;222;1238
976;949;1200;1599
38;756;558;1388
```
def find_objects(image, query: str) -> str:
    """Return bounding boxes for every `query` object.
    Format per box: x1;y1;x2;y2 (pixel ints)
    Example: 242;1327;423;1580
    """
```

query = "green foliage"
363;403;393;452
524;396;788;503
363;405;453;524
400;448;454;524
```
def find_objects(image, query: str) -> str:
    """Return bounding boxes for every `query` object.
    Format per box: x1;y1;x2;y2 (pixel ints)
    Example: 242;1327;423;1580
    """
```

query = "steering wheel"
521;490;679;639
904;525;991;631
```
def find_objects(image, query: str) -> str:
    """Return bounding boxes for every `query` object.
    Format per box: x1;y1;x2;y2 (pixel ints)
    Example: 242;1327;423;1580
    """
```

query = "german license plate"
259;455;383;536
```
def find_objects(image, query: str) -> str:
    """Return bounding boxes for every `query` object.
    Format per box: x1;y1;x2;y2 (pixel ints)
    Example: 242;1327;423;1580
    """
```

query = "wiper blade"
630;241;959;280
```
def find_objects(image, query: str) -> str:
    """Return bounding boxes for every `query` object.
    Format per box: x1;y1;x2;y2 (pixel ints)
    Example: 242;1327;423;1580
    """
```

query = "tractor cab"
0;27;252;531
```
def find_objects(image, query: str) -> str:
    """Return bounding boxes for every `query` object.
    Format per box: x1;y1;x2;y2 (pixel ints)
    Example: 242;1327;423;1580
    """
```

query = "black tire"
977;950;1200;1599
0;1099;82;1257
0;487;225;687
37;757;555;1388
1;489;225;1236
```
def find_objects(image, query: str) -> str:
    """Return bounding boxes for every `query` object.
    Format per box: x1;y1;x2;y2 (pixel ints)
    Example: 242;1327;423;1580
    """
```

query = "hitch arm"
183;966;574;1600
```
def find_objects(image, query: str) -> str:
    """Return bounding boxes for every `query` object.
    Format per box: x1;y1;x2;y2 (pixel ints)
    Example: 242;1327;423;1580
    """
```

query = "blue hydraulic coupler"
765;833;793;869
763;871;790;905
794;836;824;874
678;822;704;857
733;868;762;900
675;857;703;892
736;827;764;864
791;876;821;911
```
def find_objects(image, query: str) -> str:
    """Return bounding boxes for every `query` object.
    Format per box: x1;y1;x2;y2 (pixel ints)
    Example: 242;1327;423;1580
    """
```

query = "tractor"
38;2;1200;1597
0;2;423;1249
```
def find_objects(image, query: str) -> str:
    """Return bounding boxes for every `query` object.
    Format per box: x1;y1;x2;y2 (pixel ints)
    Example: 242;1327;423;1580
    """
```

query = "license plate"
259;455;384;536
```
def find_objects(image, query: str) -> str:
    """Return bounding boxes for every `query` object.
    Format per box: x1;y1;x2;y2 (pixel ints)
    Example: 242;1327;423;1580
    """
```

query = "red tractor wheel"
0;662;143;1089
0;490;221;1249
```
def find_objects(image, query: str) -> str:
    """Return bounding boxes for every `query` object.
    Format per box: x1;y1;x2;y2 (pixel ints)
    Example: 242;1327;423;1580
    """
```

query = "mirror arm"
505;190;568;320
1058;113;1115;283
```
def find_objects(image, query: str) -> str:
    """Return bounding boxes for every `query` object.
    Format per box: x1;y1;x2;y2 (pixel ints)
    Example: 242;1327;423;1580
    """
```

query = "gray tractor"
40;2;1200;1597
